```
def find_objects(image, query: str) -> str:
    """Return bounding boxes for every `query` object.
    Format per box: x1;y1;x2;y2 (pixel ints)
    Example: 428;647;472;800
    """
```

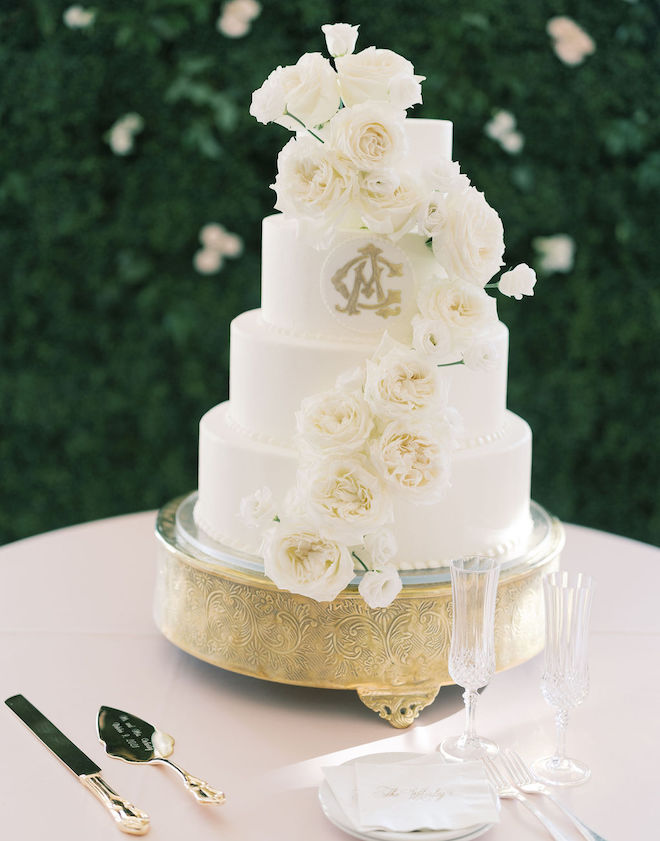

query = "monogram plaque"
320;237;416;334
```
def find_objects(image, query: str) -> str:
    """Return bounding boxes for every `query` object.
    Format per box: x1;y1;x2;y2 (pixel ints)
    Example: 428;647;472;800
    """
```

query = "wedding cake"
193;24;538;609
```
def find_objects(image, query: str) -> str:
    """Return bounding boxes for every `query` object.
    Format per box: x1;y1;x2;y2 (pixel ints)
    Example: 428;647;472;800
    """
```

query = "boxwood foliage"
1;1;659;546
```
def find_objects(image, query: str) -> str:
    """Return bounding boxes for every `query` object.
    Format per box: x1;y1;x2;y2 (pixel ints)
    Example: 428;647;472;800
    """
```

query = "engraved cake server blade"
5;695;150;835
98;706;226;805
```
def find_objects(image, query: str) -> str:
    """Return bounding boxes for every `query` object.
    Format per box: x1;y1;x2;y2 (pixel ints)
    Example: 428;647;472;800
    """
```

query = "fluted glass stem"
464;689;479;741
553;709;569;764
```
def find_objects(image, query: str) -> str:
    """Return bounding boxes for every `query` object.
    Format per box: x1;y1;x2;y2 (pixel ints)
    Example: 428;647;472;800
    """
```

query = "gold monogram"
331;242;403;319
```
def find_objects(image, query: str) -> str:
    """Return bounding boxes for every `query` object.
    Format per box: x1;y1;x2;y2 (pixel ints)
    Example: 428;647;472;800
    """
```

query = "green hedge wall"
2;1;659;546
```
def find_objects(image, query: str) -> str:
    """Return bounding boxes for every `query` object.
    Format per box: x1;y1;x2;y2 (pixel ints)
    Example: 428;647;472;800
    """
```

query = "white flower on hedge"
199;223;243;257
362;528;398;567
217;0;261;39
431;186;505;287
463;338;500;372
328;102;407;172
358;563;402;608
533;234;575;273
63;5;95;28
417;276;497;340
250;53;339;130
547;17;595;66
306;454;392;545
106;113;144;156
358;170;422;237
296;389;373;455
272;135;355;223
193;248;224;275
499;263;537;299
322;23;359;57
412;315;453;362
485;110;525;155
335;46;424;109
239;486;277;529
364;340;445;420
262;519;354;602
374;419;452;503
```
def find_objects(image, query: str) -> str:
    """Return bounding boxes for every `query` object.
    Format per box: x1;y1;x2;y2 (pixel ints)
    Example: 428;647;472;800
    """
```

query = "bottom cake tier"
194;401;533;570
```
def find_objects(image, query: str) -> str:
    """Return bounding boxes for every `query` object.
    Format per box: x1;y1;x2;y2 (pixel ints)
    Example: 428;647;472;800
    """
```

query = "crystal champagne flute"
533;570;595;786
439;556;500;761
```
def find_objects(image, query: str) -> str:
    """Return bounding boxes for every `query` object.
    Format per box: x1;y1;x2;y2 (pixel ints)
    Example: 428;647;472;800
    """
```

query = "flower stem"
285;110;325;143
352;551;369;572
484;281;500;289
437;360;464;368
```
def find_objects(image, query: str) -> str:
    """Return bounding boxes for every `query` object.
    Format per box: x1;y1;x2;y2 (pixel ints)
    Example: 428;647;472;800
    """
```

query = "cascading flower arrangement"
241;24;538;609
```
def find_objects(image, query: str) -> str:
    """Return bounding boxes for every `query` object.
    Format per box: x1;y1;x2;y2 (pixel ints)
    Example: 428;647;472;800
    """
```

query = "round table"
1;512;658;840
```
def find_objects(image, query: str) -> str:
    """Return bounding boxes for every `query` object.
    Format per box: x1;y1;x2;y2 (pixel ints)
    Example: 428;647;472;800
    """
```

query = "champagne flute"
533;570;595;786
439;556;500;761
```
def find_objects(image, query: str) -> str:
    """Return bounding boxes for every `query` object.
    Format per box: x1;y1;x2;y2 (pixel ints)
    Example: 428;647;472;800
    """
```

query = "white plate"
318;753;496;841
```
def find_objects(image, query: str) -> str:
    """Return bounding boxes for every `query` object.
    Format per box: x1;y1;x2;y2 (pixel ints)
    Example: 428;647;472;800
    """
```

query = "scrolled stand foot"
357;685;440;728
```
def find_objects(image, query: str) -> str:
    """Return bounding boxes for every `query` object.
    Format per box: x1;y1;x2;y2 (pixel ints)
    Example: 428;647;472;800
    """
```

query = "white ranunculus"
358;563;402;608
411;315;454;362
262;520;354;601
462;338;501;372
424;159;471;197
362;528;398;567
272;135;355;223
328;102;407;172
373;419;452;503
321;23;359;57
547;17;595;66
239;486;277;528
335;46;425;109
417;276;497;342
533;234;575;273
364;342;445;420
296;389;373;455
499;263;537;300
250;53;340;130
358;170;422;237
431;186;505;287
306;455;392;545
193;247;223;274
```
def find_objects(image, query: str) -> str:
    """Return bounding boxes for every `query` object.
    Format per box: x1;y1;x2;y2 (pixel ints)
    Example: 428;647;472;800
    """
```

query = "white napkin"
323;753;499;833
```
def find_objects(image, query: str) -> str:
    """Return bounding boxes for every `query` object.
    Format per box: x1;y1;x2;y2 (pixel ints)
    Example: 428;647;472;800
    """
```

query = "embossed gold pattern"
155;497;564;727
332;242;403;318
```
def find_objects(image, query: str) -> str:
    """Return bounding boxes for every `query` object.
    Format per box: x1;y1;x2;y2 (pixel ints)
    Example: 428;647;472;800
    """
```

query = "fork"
483;756;575;841
501;750;607;841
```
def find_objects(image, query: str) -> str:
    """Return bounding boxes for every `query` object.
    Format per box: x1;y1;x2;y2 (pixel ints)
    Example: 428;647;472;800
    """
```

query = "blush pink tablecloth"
1;511;658;841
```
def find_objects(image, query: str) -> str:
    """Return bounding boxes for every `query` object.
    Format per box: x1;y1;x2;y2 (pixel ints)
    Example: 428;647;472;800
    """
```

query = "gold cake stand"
154;494;564;728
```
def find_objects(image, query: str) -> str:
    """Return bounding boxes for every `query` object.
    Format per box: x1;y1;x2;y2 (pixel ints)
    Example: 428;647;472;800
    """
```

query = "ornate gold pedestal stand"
154;494;564;728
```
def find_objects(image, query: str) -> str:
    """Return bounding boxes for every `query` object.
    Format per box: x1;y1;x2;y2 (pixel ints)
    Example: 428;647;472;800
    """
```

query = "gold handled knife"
5;694;150;835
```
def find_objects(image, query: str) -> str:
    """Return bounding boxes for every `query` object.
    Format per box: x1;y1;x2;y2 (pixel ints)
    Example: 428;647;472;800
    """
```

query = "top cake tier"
261;119;454;344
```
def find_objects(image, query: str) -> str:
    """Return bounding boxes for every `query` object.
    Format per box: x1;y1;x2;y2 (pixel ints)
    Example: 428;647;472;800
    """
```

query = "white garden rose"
328;102;407;172
335;364;366;393
239;486;277;529
335;46;425;109
498;263;537;299
262;520;354;601
411;315;453;362
423;159;471;196
358;170;422;237
417;277;497;341
431;186;505;287
321;23;359;57
272;135;355;222
306;454;392;544
417;193;449;237
364;341;445;419
358;563;402;608
373;419;452;503
296;388;373;455
462;338;500;371
362;528;398;567
250;53;340;130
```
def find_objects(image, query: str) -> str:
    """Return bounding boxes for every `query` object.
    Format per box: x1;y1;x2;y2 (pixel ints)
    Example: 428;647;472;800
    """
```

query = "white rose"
533;234;575;273
417;193;448;237
262;520;354;602
431;186;505;287
335;46;425;109
374;419;452;503
272;135;355;222
463;338;500;371
306;455;392;544
412;315;453;362
239;486;277;528
498;263;537;300
358;564;402;608
424;159;470;196
296;389;373;455
328;102;407;172
321;23;359;57
362;528;398;567
358;170;422;237
335;364;366;393
250;53;340;130
364;342;445;419
417;277;497;342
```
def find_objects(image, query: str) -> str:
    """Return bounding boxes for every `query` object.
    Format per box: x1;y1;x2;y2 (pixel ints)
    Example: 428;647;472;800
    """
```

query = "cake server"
98;705;226;805
5;694;150;835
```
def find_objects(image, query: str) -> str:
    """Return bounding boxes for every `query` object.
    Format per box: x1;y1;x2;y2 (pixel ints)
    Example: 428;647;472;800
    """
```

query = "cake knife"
5;694;150;835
